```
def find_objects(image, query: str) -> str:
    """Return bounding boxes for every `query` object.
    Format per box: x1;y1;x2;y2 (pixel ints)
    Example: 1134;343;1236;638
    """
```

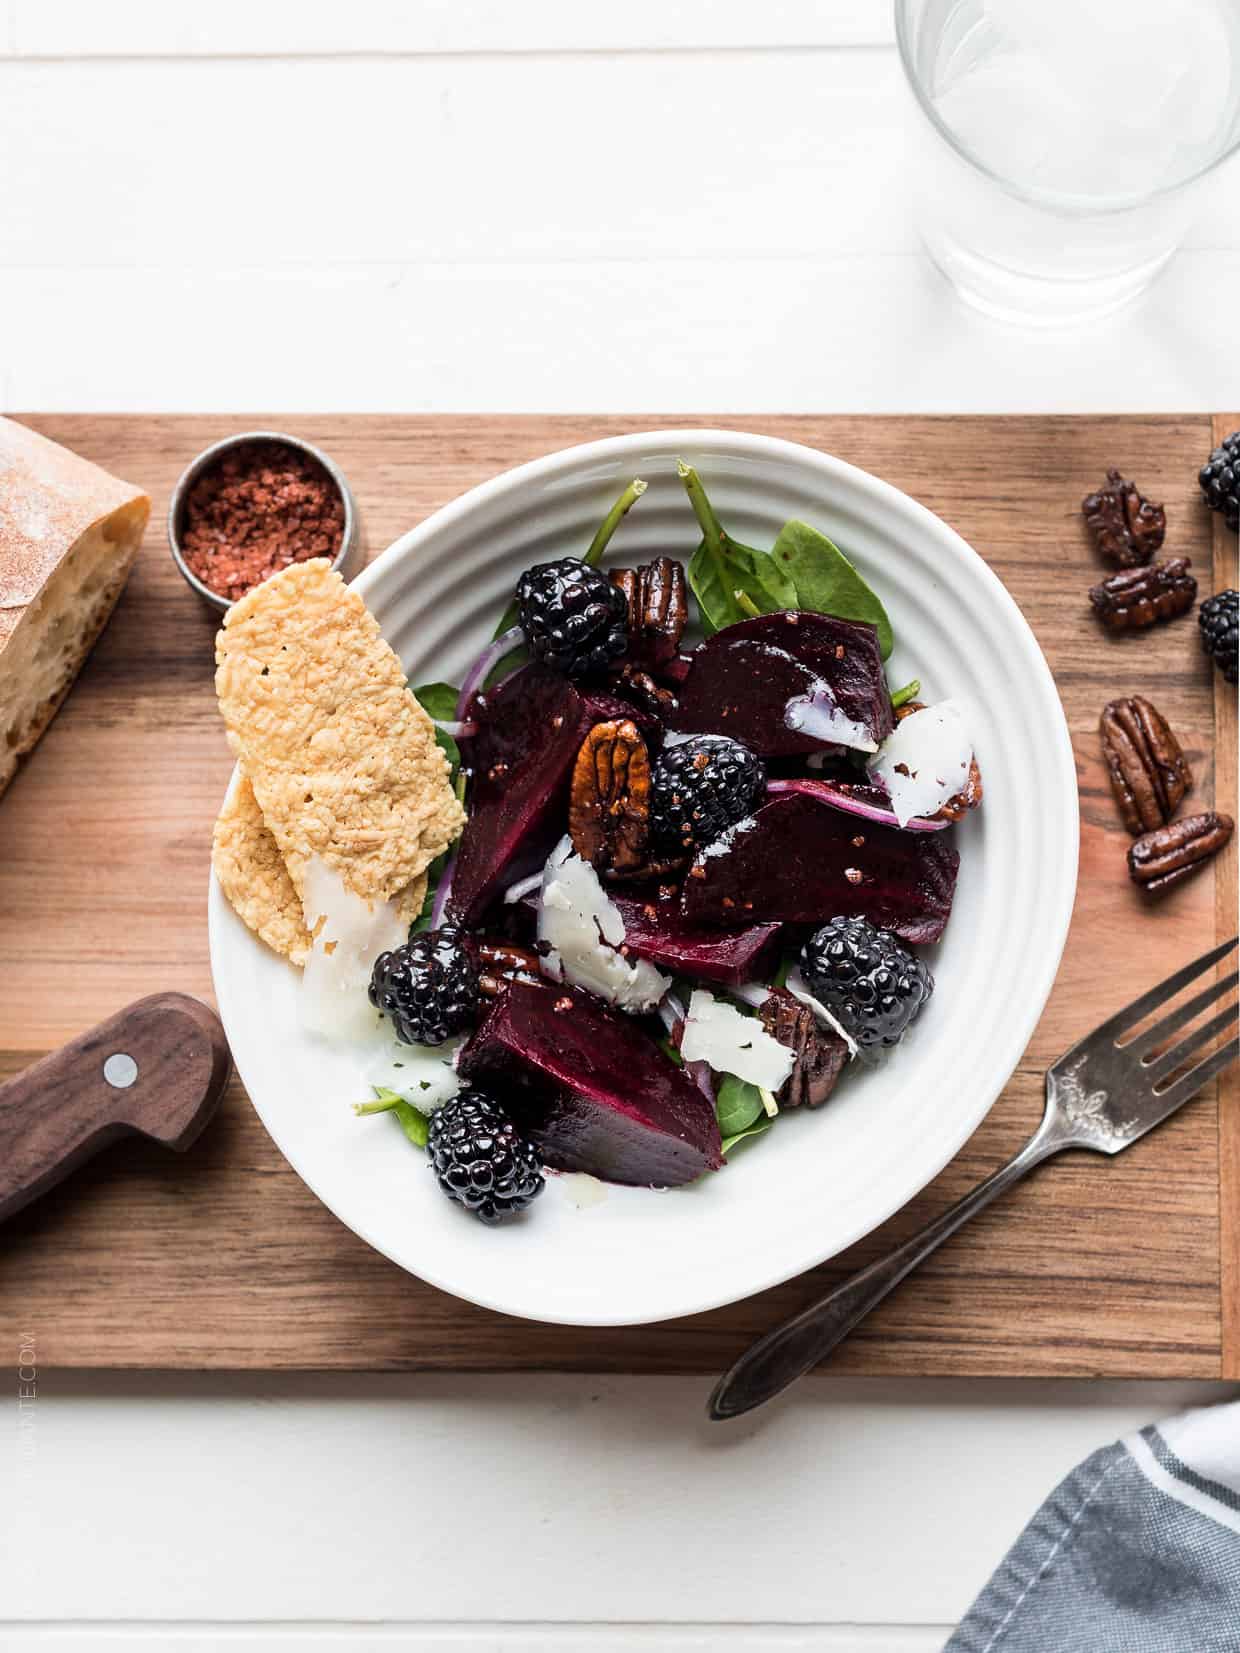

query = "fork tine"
1148;1002;1240;1085
1129;970;1239;1059
1150;1034;1240;1113
1091;936;1238;1045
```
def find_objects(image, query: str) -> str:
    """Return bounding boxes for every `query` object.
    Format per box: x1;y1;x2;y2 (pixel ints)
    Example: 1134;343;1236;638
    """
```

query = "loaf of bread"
0;418;149;798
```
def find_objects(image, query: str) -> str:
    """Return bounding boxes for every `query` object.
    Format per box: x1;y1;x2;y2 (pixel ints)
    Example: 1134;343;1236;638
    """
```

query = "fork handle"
708;1120;1064;1420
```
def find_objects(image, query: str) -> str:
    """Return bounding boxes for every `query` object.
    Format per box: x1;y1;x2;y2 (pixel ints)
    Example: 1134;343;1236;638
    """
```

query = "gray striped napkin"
947;1399;1240;1652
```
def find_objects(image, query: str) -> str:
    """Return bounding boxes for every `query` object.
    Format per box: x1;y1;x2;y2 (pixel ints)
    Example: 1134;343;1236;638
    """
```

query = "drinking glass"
896;0;1240;324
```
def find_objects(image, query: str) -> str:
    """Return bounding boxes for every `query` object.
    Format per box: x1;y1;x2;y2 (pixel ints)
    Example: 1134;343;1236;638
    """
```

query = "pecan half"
608;661;679;719
610;557;688;666
1099;696;1191;835
758;987;849;1110
474;941;543;998
568;719;651;874
1081;469;1165;567
1127;810;1234;894
894;699;983;820
1089;558;1197;632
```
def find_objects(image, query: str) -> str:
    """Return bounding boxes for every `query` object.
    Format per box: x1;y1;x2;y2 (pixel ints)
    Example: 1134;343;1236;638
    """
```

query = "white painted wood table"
2;5;1237;1648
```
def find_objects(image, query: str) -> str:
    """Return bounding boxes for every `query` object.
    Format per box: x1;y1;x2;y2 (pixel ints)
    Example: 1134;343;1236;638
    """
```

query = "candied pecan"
1081;468;1165;567
610;557;688;666
474;941;543;998
759;987;849;1110
568;719;651;874
1099;696;1191;835
894;699;983;821
1127;810;1234;894
1089;558;1197;632
609;661;679;719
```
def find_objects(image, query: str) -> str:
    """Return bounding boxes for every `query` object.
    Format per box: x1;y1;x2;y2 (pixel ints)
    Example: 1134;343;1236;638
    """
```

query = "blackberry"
800;915;932;1051
1199;589;1239;684
650;735;766;851
515;558;629;678
1199;431;1240;532
428;1089;545;1223
369;926;479;1047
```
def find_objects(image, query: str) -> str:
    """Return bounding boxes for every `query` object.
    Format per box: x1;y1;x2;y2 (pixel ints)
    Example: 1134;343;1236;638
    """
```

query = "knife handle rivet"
102;1053;138;1089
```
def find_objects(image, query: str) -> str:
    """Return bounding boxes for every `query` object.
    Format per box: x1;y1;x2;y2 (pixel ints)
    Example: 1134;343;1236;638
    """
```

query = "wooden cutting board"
0;414;1235;1377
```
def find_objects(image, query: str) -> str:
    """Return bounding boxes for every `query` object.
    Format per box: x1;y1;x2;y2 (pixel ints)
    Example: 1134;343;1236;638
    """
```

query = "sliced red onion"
686;1059;716;1107
434;719;478;740
765;777;951;833
657;992;686;1041
455;624;524;721
503;871;544;906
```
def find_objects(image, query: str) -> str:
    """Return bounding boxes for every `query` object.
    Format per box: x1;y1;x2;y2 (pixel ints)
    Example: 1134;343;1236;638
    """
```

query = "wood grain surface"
1213;414;1240;1380
0;414;1233;1375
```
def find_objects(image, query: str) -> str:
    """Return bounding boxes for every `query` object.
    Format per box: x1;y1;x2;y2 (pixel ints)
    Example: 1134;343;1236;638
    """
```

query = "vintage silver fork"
709;936;1240;1421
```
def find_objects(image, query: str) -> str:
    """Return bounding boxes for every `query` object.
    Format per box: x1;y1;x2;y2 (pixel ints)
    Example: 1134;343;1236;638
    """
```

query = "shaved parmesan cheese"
785;970;860;1059
300;858;408;1040
364;1034;465;1112
680;989;795;1090
869;700;973;827
785;683;878;753
537;837;670;1013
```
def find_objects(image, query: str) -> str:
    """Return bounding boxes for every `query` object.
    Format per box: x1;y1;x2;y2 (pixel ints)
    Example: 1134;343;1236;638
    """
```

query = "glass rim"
894;0;1240;214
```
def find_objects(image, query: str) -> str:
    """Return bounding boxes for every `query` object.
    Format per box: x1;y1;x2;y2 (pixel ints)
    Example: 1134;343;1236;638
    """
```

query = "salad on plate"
212;461;982;1227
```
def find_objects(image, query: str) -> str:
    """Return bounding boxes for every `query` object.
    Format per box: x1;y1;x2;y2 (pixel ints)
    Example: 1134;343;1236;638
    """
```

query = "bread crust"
0;418;149;797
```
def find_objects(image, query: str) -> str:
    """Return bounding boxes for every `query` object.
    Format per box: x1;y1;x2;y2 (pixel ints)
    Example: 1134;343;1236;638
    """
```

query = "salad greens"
715;1072;766;1140
720;1117;773;1156
677;462;894;657
353;1085;430;1149
769;519;894;658
890;678;921;709
413;680;464;770
411;681;467;931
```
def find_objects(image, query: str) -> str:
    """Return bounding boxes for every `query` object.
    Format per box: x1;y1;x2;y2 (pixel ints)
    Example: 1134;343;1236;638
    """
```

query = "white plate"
209;429;1078;1327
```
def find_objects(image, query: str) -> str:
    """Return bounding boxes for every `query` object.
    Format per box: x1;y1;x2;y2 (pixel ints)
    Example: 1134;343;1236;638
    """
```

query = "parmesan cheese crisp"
212;775;428;965
214;559;463;927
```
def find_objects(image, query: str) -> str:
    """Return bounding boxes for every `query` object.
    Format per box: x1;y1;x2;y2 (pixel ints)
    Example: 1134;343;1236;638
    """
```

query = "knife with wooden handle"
0;993;232;1221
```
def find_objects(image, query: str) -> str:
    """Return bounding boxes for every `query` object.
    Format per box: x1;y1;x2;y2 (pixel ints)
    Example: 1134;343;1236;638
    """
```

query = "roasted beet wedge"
680;790;958;943
668;611;893;756
452;666;637;925
458;982;723;1186
610;895;780;987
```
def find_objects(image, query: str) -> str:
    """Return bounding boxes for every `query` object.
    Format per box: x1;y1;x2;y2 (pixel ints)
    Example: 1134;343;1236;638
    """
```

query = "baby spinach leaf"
770;520;894;659
412;681;460;721
391;1098;431;1150
687;536;797;635
715;1073;766;1139
411;854;447;934
721;1117;773;1156
412;681;464;771
679;462;796;635
353;1086;431;1150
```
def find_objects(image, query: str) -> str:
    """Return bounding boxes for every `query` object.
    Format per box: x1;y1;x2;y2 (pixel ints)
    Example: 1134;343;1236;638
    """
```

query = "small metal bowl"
167;429;360;615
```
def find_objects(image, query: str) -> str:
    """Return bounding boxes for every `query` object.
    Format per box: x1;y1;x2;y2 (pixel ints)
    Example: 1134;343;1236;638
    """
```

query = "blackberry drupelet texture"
427;1090;545;1223
1200;431;1240;532
369;926;480;1047
1199;590;1239;684
650;734;766;851
800;914;933;1050
515;557;629;678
